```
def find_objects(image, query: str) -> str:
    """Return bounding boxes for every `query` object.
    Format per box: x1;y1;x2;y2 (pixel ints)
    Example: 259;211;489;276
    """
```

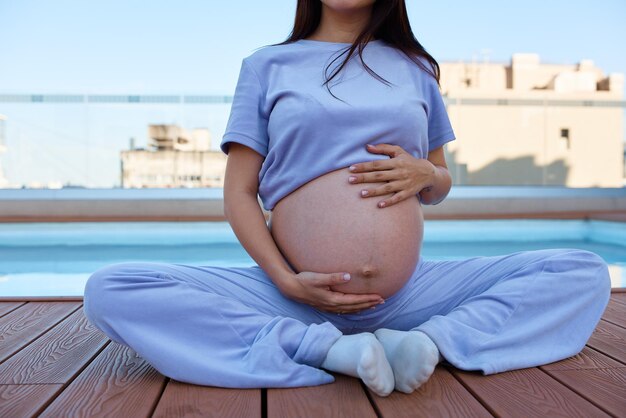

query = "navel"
361;264;379;279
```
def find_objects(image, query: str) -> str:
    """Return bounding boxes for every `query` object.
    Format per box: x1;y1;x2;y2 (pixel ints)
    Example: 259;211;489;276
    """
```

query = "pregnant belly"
269;167;424;299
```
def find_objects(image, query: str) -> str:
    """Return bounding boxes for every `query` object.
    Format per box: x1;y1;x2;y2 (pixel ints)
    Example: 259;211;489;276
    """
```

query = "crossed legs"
84;248;611;396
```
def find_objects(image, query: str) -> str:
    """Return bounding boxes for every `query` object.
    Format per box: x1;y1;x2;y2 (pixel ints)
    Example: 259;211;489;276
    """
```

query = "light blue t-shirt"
220;38;456;211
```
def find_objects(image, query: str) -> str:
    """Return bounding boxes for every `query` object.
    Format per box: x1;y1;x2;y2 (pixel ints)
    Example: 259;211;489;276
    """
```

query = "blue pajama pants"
83;248;611;388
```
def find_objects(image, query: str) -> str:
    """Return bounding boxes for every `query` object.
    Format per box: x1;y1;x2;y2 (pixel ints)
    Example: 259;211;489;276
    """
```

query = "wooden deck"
0;291;624;417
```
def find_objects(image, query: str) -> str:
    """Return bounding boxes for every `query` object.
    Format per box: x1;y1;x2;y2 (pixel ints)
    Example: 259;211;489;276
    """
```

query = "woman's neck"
308;2;373;43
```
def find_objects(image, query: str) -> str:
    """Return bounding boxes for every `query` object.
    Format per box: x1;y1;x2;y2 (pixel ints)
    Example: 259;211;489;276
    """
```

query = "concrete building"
121;124;227;188
440;53;624;187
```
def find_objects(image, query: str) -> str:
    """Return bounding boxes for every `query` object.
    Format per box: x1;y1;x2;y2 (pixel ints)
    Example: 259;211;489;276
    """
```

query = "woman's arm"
223;143;294;289
417;146;452;205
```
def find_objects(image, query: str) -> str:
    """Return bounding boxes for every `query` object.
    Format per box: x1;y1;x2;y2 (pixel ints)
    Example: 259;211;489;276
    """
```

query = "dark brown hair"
264;0;441;101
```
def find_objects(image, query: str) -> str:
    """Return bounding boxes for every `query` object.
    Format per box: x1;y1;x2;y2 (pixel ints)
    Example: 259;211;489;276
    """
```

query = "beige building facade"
121;124;227;188
440;53;624;187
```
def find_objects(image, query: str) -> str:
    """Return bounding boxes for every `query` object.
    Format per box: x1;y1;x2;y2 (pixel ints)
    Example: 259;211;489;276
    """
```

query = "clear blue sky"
1;0;625;94
0;0;624;187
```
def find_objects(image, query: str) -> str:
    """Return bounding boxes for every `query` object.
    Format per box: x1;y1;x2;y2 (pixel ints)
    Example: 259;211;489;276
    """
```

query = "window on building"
560;128;570;149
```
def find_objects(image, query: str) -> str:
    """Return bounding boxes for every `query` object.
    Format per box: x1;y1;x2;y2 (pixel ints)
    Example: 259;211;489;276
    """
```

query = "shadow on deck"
0;290;625;417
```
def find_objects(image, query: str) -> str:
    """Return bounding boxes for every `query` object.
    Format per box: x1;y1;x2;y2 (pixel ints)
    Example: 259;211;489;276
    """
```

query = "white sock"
320;332;395;397
374;328;440;393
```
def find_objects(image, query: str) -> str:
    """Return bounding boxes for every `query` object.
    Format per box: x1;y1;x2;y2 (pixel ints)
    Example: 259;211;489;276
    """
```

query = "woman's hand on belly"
280;271;385;314
348;143;436;208
270;166;424;300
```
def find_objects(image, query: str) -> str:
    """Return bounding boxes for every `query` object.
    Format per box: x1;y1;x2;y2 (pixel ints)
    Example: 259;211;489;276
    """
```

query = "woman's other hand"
348;143;435;208
281;271;385;314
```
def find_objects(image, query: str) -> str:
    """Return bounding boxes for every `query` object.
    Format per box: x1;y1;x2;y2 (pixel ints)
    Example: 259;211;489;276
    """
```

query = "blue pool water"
0;219;625;297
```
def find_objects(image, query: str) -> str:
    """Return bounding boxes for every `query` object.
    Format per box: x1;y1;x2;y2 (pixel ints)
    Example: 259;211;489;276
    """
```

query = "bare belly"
268;167;424;299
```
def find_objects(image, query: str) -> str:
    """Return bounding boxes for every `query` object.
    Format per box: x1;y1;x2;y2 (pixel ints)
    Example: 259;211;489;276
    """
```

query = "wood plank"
541;346;626;371
612;292;626;304
0;307;108;384
39;342;165;418
0;296;83;302
153;381;261;418
0;384;63;418
543;367;626;417
0;302;25;318
586;319;626;366
0;215;230;224
267;374;376;418
603;297;626;329
0;302;81;363
425;211;617;221
452;367;610;417
367;366;492;418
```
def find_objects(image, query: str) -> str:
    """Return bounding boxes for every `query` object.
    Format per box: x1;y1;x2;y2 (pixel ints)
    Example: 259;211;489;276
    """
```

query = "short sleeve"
424;74;456;151
220;58;269;157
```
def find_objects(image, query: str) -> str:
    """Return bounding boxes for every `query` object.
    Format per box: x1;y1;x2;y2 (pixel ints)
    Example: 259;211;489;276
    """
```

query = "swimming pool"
1;219;624;297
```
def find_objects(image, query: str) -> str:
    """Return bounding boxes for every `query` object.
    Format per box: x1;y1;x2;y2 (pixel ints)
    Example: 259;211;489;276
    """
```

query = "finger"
366;143;405;157
349;158;394;174
377;191;410;208
348;169;395;185
312;272;352;287
335;300;383;313
361;181;401;198
328;292;384;306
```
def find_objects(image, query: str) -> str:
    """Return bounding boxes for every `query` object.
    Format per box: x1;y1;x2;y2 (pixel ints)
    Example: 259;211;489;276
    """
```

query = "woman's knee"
553;249;612;296
83;262;156;323
566;248;609;276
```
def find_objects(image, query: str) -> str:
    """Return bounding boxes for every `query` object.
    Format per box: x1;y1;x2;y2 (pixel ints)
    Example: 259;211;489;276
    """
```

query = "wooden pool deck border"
1;210;625;224
0;290;625;417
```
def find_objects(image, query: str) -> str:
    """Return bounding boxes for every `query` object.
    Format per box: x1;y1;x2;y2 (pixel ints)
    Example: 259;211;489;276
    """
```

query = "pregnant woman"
84;0;611;397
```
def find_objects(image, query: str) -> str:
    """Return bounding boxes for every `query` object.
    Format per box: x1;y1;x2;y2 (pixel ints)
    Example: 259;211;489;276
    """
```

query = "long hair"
265;0;441;101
